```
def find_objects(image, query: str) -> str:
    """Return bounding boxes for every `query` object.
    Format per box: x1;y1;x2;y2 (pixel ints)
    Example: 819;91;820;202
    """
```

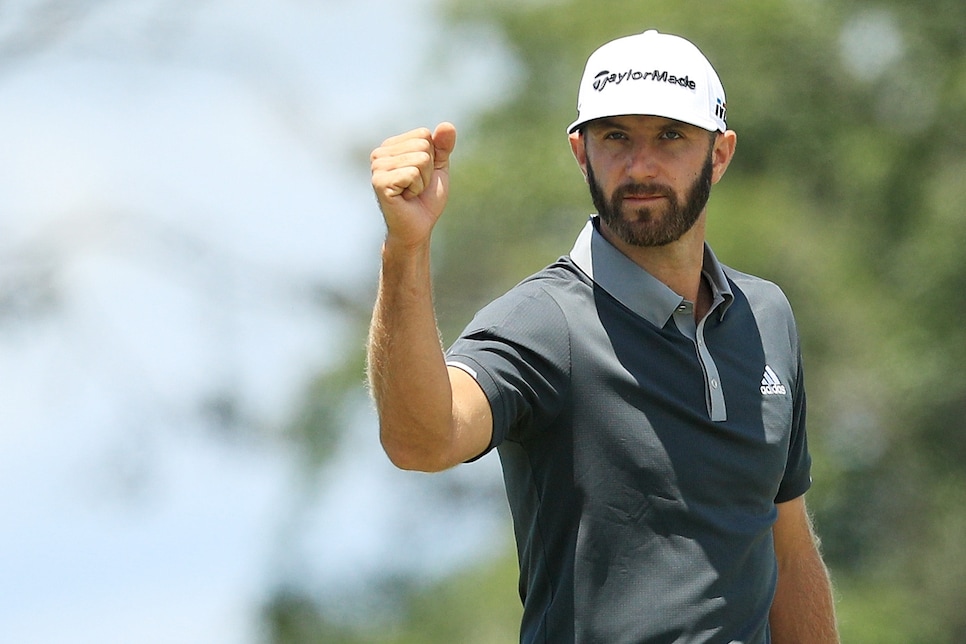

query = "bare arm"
367;123;492;472
770;495;839;643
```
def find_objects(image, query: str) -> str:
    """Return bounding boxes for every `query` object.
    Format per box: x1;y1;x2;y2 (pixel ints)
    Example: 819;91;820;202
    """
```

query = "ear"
569;131;589;181
710;129;737;185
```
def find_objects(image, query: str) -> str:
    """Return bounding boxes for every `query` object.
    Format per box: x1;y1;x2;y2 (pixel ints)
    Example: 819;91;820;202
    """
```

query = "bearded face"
585;140;715;248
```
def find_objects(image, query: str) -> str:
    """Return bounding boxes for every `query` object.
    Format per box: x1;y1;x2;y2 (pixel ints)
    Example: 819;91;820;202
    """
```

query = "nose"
625;141;660;180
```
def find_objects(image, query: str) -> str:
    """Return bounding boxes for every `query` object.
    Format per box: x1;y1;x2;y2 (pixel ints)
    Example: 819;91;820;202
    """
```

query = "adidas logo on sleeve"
760;365;787;396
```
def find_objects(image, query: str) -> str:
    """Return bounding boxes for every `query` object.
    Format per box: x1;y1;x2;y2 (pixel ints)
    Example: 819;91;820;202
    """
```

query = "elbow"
379;425;455;473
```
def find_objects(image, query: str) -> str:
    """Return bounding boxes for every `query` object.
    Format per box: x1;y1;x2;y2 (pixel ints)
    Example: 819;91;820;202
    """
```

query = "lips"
624;193;665;201
616;183;671;201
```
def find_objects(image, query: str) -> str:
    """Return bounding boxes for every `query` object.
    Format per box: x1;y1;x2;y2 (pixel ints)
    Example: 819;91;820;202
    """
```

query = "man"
368;29;838;643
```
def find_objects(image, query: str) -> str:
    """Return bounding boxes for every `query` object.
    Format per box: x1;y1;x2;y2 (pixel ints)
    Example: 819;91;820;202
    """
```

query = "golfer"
368;29;838;643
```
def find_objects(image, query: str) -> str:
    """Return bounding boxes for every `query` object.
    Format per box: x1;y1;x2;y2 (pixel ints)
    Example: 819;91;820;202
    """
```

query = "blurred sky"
0;1;511;641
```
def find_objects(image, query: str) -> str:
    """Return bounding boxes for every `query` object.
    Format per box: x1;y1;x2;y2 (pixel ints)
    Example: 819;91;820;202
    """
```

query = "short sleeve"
446;284;572;457
775;350;812;503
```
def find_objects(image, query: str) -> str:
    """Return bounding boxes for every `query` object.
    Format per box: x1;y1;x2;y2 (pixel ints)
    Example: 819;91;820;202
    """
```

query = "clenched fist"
370;122;457;249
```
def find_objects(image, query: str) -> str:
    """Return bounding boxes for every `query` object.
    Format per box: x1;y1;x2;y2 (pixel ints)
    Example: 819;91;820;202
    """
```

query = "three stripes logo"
760;365;787;396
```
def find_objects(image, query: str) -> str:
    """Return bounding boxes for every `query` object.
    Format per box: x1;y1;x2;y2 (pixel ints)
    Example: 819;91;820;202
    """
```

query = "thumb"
432;122;457;170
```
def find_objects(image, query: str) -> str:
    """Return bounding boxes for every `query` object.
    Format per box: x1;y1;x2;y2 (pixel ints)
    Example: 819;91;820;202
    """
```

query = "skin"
368;123;492;471
368;116;838;641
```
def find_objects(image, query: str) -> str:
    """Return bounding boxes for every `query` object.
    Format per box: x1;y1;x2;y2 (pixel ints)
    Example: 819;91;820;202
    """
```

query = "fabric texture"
446;219;811;643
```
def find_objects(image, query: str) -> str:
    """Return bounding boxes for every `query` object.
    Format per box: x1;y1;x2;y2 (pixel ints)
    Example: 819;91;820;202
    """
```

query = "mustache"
612;182;675;201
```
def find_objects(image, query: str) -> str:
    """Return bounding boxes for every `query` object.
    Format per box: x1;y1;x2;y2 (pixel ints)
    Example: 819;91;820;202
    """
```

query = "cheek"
589;156;626;190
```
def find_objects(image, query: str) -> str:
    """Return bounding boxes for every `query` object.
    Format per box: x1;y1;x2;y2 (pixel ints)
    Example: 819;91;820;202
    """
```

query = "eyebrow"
588;116;691;135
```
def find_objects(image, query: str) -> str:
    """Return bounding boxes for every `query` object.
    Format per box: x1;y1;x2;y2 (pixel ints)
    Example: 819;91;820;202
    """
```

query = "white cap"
568;30;727;134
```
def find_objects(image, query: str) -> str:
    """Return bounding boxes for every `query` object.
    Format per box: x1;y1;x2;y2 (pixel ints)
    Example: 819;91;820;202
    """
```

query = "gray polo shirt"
446;217;812;644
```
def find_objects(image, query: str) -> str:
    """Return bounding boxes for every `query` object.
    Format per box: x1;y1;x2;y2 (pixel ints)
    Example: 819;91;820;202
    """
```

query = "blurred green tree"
269;0;966;641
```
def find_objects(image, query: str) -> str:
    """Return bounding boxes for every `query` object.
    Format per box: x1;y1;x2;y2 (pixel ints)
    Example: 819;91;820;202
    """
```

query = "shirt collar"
569;216;734;327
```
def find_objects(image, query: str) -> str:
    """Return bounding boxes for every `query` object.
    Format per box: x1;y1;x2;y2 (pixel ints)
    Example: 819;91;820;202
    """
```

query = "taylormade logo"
593;68;697;92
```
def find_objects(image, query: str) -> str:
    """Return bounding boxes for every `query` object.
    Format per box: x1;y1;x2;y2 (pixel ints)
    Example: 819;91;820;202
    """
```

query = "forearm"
769;534;839;643
367;240;457;471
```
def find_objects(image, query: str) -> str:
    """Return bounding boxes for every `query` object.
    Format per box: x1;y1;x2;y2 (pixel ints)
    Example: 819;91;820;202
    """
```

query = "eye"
660;130;684;140
603;130;629;141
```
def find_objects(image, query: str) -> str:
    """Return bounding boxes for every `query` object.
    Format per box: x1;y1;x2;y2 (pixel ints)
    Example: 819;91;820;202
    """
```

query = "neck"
598;215;708;307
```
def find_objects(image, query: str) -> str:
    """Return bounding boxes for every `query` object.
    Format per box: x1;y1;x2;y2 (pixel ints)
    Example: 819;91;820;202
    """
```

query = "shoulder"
723;265;795;315
722;264;801;351
467;258;589;329
518;256;591;296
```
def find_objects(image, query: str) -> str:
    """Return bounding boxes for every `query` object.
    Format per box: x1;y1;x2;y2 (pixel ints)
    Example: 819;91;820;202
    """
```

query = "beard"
586;147;715;248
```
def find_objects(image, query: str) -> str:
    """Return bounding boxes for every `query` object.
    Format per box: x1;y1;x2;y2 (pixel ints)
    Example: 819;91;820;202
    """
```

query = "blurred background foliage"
273;0;966;641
